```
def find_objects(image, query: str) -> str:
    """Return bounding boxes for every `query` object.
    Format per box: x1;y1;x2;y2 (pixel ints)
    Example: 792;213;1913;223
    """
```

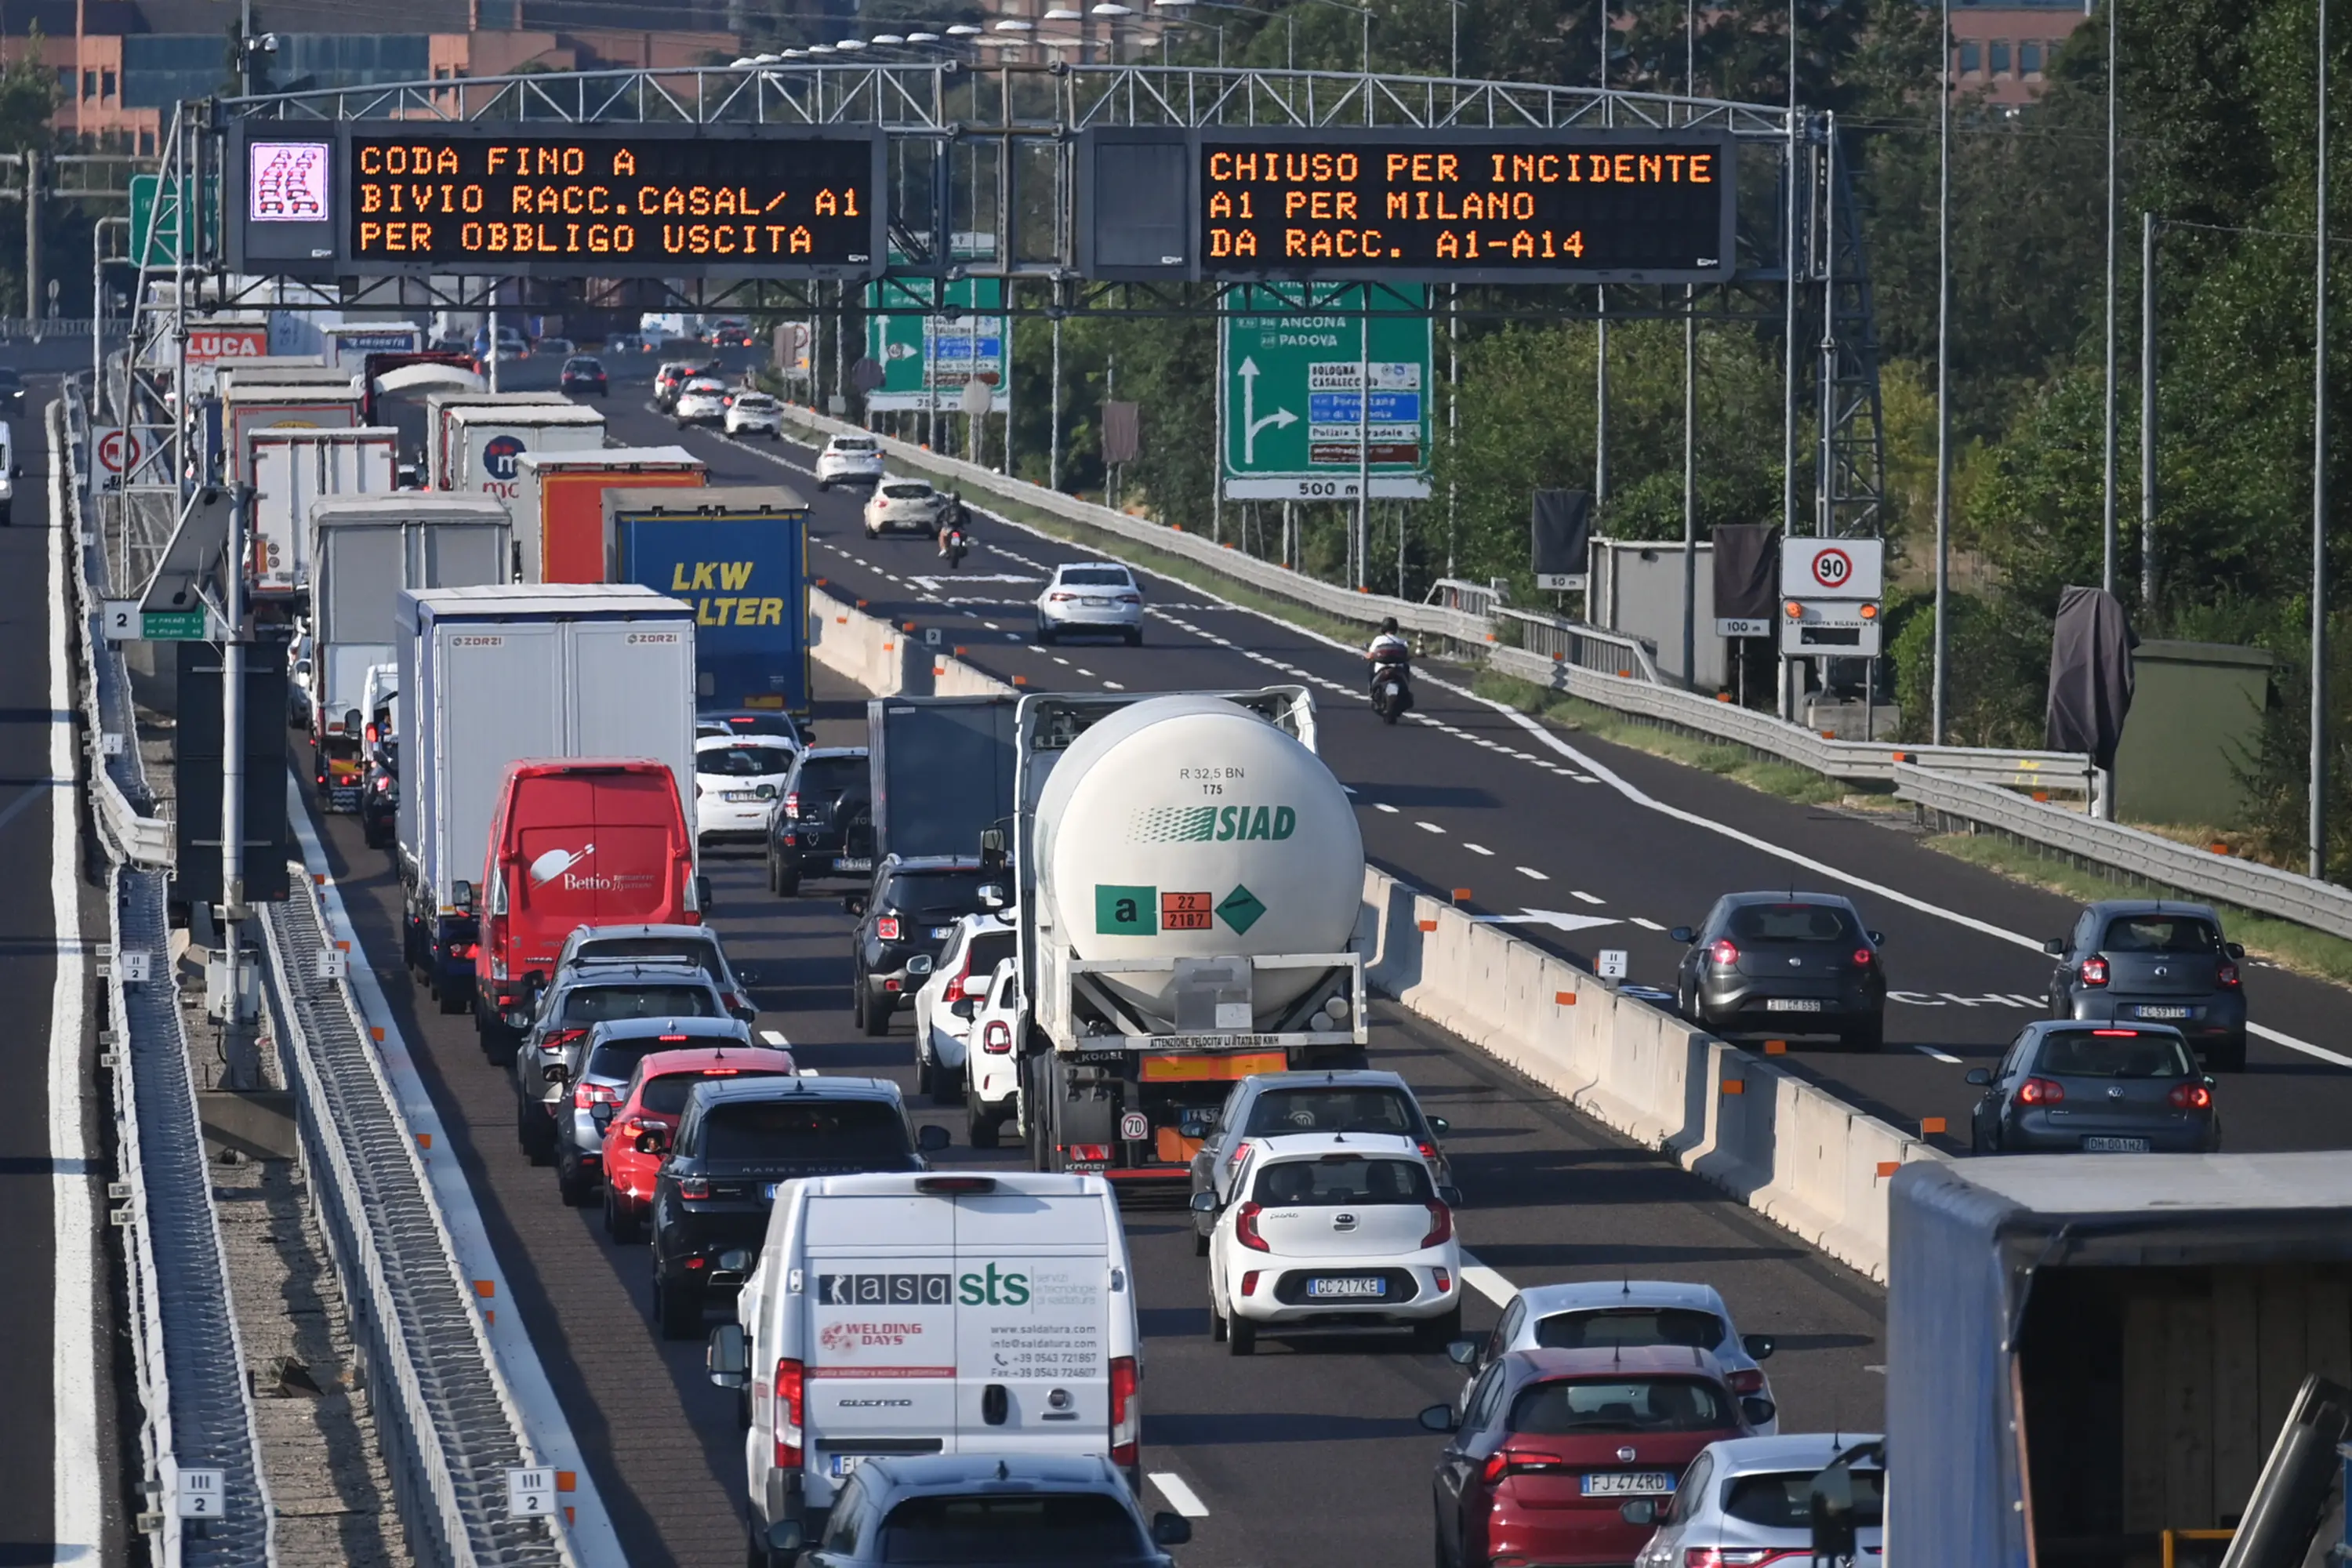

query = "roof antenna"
996;1458;1009;1480
1621;1275;1631;1297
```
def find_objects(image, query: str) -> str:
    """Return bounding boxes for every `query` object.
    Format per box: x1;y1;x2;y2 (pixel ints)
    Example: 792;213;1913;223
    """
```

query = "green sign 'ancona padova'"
1220;283;1432;501
864;276;1010;415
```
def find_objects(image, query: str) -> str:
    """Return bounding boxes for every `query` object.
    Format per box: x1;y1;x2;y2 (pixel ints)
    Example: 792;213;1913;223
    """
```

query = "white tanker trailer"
995;687;1370;1184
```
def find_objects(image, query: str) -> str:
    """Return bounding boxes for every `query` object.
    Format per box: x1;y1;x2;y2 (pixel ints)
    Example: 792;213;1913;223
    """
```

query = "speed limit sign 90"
1779;539;1883;601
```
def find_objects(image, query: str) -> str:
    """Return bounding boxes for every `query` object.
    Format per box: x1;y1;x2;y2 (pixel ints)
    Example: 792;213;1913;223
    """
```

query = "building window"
1989;38;2011;76
101;68;115;98
139;129;154;155
2020;41;2042;76
1958;40;1980;75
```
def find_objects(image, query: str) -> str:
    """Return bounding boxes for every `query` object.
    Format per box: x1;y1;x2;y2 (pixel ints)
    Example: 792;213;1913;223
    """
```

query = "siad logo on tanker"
667;559;788;627
1127;804;1298;844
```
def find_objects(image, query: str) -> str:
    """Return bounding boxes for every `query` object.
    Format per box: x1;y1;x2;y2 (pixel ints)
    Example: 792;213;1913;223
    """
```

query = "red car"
1421;1346;1772;1568
597;1044;797;1243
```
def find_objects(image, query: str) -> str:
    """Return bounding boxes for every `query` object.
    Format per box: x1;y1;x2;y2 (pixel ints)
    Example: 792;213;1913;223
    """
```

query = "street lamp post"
2314;0;2332;881
1934;0;1953;742
2103;0;2119;597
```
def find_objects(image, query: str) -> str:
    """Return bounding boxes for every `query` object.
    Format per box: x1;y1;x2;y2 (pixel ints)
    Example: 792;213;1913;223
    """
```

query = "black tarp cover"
1711;524;1780;622
1530;489;1592;579
2045;585;2139;767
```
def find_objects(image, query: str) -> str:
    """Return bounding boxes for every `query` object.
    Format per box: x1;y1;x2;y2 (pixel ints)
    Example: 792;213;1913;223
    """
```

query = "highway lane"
601;392;2352;1159
299;663;1888;1567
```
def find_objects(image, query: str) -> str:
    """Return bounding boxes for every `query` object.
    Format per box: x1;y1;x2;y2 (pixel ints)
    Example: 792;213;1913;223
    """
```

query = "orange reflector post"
954;646;967;655
557;1472;578;1493
1762;1040;1788;1055
1876;1161;1900;1178
370;1027;385;1044
1012;675;1028;686
1451;887;1472;903
416;1132;432;1149
1921;1116;1947;1135
1417;920;1438;932
903;621;916;632
473;1279;495;1298
1722;1079;1746;1096
933;667;946;677
1555;991;1576;1006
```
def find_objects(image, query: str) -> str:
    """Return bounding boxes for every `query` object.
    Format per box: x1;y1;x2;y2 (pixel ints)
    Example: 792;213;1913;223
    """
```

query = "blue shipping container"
602;485;811;714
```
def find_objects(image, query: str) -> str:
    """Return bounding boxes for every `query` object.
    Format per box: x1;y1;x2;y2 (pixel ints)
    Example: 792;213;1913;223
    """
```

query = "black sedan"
559;354;608;396
1671;891;1887;1050
844;855;996;1036
2043;898;2248;1072
1966;1020;2219;1154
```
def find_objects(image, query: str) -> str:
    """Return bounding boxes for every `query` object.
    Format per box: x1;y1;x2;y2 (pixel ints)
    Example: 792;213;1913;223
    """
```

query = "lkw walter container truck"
396;583;699;1014
604;485;811;715
306;494;510;809
1004;688;1368;1186
444;401;605;507
248;426;399;603
516;446;705;583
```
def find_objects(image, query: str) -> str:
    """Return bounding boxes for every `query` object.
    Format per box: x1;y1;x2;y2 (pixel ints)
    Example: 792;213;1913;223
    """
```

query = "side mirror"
343;708;362;734
1668;926;1696;945
2226;942;2246;960
979;882;1007;909
2042;938;2066;956
1437;1185;1462;1208
1619;1500;1659;1526
1428;1116;1450;1135
1445;1338;1481;1367
634;1128;668;1155
1189;1190;1218;1214
1867;930;1886;946
706;1322;749;1388
1417;1403;1460;1434
907;953;934;978
717;1248;753;1272
1150;1513;1192;1548
1965;1068;1993;1087
1742;1333;1777;1362
765;1519;805;1556
731;1004;758;1024
843;893;867;916
695;875;713;911
590;1103;615;1129
1740;1396;1777;1428
916;1123;951;1153
452;879;475;911
961;975;991;997
543;1062;568;1083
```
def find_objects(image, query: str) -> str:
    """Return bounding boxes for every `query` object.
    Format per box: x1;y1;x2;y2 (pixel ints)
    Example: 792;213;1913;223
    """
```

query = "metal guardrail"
1896;764;2352;939
1496;607;1664;684
258;873;577;1568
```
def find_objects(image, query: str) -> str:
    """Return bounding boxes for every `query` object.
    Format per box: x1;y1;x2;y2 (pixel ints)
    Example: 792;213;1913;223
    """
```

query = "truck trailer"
394;583;699;1013
602;485;810;714
443;401;605;507
223;379;363;484
422;390;568;488
247;426;399;602
516;446;704;583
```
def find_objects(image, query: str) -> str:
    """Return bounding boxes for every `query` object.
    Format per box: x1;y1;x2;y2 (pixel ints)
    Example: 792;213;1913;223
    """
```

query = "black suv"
845;855;996;1036
644;1075;946;1337
560;354;608;396
769;746;873;896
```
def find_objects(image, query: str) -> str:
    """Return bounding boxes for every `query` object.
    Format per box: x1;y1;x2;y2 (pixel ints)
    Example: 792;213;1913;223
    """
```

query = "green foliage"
1888;587;2050;747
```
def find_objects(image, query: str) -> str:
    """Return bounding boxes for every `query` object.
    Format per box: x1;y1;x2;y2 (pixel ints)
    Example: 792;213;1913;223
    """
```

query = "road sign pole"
1356;287;1370;590
221;482;249;1025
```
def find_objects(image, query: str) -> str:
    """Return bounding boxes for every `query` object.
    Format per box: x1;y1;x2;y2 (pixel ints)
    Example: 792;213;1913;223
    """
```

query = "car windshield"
793;755;868;800
1725;902;1859;945
1245;1087;1417;1138
585;1035;703;1081
561;984;716;1026
572;938;724;979
1722;1469;1884;1529
2100;914;2222;953
736;394;777;408
698;1098;909;1164
883;483;934;499
699;746;793;777
1250;1155;1432;1206
1060;567;1131;586
876;1494;1147;1564
881;872;987;919
641;1067;786;1115
685;379;724;393
564;357;601;371
1534;1307;1726;1352
963;930;1016;976
830;438;876;452
2034;1029;2196;1079
1508;1377;1731;1435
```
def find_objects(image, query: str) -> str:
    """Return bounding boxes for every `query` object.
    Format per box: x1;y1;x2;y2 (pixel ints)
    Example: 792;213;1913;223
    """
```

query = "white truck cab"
709;1171;1141;1559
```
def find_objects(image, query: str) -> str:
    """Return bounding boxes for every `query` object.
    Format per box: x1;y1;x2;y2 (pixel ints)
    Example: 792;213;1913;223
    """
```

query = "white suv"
1036;561;1143;645
814;434;884;489
673;376;729;426
962;956;1025;1149
724;390;783;438
910;911;1018;1107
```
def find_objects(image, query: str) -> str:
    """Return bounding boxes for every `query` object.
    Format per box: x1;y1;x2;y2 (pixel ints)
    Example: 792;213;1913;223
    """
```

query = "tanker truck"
999;688;1369;1185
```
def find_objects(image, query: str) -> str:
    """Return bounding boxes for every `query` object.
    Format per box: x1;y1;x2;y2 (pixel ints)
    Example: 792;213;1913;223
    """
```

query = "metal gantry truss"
122;60;1883;565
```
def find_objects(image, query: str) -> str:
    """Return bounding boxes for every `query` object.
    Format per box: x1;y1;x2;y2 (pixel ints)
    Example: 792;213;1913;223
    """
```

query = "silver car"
1036;561;1143;645
1446;1279;1780;1433
1628;1434;1883;1567
864;477;945;536
814;434;884;488
553;1014;757;1206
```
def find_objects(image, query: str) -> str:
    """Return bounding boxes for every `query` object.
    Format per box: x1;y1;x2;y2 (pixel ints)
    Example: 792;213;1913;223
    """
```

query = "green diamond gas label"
1095;884;1158;935
1217;885;1268;935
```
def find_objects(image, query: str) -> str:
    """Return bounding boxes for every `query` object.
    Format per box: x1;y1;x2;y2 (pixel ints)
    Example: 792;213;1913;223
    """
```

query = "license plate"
1764;998;1824;1013
2136;1005;2193;1019
723;790;759;803
1581;1472;1676;1497
2082;1136;2151;1153
930;925;954;939
1083;596;1111;607
829;1454;865;1479
833;857;872;872
1305;1276;1387;1298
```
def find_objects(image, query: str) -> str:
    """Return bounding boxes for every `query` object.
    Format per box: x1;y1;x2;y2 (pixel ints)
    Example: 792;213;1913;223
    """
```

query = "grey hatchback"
763;1454;1188;1568
2043;899;2249;1072
1671;892;1887;1050
1965;1020;2220;1154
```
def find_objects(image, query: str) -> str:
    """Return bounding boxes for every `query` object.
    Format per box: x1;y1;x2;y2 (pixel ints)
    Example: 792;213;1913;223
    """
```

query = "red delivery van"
473;758;704;1041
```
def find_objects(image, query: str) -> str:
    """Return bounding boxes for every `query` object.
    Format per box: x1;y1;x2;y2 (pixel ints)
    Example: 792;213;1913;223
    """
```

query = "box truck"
515;446;705;583
423;390;568;488
223;379;364;484
247;426;399;602
395;584;699;1012
603;485;811;713
445;401;605;506
321;321;423;370
307;494;510;809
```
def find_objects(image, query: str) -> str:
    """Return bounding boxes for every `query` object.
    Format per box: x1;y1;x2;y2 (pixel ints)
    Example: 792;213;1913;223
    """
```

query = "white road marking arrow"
1472;909;1622;935
1237;355;1298;463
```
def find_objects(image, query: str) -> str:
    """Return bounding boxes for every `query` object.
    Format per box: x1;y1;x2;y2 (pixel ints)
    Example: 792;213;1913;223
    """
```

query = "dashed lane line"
1516;866;1549;881
1911;1044;1963;1064
1149;1473;1211;1519
1464;843;1494;856
1570;891;1605;906
1415;821;1446;835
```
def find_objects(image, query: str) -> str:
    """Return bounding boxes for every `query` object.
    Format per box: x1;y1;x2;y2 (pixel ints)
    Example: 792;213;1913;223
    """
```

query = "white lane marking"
1570;891;1605;906
1464;843;1494;856
1416;821;1446;835
1052;656;1069;666
982;621;1000;630
1911;1044;1963;1064
48;460;100;1565
760;1029;790;1047
1149;1472;1211;1519
1076;668;1094;677
1457;1250;1515;1308
1516;866;1549;881
1631;917;1666;931
1375;804;1399;815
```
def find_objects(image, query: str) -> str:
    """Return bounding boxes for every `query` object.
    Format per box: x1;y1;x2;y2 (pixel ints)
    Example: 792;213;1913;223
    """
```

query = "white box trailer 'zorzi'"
247;426;400;603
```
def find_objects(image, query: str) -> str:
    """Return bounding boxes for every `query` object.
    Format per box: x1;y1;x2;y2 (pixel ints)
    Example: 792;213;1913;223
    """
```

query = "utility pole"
24;149;39;343
1933;0;1952;743
1780;3;1800;721
220;481;251;1037
1681;0;1699;694
1049;310;1062;492
1595;0;1610;513
2313;0;2332;882
1356;286;1370;590
2142;211;2158;611
2102;0;2119;595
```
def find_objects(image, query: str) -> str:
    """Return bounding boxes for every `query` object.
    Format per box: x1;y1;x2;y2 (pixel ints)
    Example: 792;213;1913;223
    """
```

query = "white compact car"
863;478;944;537
964;956;1023;1149
1447;1278;1780;1432
910;912;1018;1106
691;734;797;841
724;390;783;438
1036;561;1144;645
814;434;885;488
1628;1434;1882;1568
1196;1132;1462;1356
673;376;730;426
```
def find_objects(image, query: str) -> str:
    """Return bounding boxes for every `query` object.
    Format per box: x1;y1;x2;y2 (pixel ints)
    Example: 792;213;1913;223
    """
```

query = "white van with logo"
708;1171;1140;1561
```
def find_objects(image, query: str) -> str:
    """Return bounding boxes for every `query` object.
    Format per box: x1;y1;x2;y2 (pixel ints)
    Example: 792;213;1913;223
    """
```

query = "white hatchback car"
864;477;945;537
1628;1434;1883;1568
1196;1132;1462;1356
723;390;782;438
1036;561;1144;645
673;376;730;426
814;433;885;488
909;910;1018;1105
691;734;797;841
964;956;1024;1149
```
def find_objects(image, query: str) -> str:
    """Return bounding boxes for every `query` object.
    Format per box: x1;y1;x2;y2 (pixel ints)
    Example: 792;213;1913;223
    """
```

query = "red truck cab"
473;758;702;1047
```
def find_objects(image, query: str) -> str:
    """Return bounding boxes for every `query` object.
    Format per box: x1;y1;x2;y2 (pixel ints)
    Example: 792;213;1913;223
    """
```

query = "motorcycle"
1370;655;1414;724
939;527;970;570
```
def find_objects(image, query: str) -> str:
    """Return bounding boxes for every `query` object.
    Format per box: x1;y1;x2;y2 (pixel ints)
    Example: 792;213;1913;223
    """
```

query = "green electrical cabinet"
2113;641;2276;828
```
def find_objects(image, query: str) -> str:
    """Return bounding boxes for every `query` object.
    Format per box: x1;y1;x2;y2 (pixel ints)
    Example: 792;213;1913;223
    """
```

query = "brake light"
659;1033;691;1043
2218;960;2241;988
1421;1201;1454;1248
783;791;801;818
2092;1029;2140;1036
679;1177;712;1200
1483;1450;1570;1484
1236;1201;1270;1252
2017;1076;2066;1106
1709;939;1740;967
364;722;379;746
1688;1550;1809;1567
1050;592;1074;603
1417;1139;1439;1161
572;1082;620;1109
877;916;901;942
1240;1269;1262;1296
2170;1080;2214;1110
1118;593;1140;604
774;1358;805;1469
546;1028;587;1052
2079;956;2110;986
1229;1140;1252;1167
615;1119;645;1141
982;1020;1012;1054
374;775;392;793
703;1068;740;1077
1727;1367;1766;1395
1109;1356;1138;1469
1853;946;1875;967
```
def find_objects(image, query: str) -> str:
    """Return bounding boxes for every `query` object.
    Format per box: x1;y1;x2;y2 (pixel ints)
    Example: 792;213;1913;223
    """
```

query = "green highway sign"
1220;284;1432;500
864;276;1009;414
141;609;209;641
